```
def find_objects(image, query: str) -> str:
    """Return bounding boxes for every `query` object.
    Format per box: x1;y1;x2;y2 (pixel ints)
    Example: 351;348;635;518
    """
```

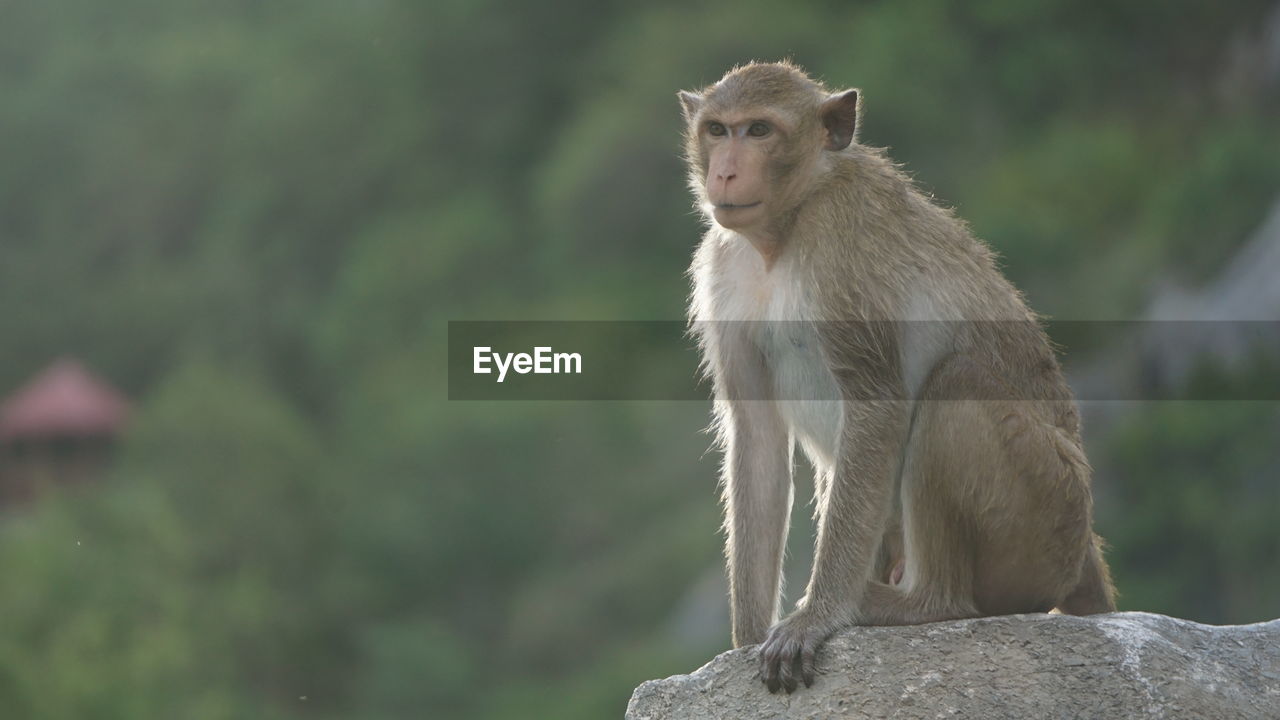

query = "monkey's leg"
865;344;1111;623
967;399;1102;617
722;396;794;647
855;396;983;625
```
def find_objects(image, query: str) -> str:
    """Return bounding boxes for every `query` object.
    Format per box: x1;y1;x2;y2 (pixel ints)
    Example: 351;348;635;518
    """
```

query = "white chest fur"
692;235;843;472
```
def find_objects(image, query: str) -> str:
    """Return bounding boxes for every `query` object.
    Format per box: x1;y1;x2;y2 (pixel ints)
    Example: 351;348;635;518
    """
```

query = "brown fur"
680;62;1116;694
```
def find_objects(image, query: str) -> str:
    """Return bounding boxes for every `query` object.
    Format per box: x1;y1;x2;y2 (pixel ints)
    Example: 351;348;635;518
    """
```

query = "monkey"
678;62;1116;694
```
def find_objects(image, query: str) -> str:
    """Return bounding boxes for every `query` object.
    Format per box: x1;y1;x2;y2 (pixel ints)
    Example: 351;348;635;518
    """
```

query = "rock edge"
626;612;1280;719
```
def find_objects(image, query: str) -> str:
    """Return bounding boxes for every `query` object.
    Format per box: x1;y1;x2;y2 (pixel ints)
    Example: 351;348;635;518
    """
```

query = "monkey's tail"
1057;533;1117;615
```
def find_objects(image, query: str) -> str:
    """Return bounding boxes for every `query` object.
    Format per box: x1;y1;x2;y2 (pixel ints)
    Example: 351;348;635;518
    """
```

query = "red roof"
0;359;130;440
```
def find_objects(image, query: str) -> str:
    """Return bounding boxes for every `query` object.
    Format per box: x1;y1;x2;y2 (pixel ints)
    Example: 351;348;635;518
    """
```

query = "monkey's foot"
757;603;851;693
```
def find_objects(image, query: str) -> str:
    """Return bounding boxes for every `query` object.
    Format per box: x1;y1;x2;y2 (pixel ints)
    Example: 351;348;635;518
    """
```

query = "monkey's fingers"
758;641;779;693
759;632;808;693
776;638;801;693
800;641;819;688
758;637;786;693
752;645;773;691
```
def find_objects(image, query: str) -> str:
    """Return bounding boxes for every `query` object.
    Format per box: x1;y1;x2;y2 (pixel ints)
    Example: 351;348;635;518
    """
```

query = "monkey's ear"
678;91;704;121
820;89;860;151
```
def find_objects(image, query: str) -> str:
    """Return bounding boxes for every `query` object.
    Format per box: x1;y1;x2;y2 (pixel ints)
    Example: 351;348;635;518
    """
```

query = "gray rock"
626;612;1280;720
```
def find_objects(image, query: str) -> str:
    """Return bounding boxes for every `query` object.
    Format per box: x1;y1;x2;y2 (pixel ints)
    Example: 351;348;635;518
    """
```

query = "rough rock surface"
626;612;1280;719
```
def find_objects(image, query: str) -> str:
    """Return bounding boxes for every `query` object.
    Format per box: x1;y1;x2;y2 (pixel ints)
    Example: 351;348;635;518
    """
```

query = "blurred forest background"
1;0;1279;718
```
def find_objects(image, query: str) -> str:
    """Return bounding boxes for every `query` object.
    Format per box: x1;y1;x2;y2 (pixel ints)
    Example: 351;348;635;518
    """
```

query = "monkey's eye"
747;121;771;137
707;122;727;137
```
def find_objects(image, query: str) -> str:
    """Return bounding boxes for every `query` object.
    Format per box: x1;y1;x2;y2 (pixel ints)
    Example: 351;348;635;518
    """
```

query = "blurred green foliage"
0;0;1277;717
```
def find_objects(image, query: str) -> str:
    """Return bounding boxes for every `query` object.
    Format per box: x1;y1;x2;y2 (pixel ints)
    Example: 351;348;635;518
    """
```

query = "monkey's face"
679;64;861;243
698;115;783;234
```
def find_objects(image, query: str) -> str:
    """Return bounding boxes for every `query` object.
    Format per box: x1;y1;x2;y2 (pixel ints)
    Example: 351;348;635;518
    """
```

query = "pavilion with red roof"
0;358;130;505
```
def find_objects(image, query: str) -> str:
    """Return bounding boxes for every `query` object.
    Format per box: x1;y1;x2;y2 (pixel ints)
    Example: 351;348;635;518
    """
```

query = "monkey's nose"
717;172;736;183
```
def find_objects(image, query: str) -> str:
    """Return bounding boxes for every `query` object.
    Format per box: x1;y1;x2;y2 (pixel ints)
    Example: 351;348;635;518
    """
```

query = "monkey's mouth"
715;201;762;210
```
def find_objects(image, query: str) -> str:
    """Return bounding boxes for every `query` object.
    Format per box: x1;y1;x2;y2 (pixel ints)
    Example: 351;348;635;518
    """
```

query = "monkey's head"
679;61;860;240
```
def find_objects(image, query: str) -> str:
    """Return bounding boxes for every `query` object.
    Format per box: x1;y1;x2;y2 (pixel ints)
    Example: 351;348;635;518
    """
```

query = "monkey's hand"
757;600;853;693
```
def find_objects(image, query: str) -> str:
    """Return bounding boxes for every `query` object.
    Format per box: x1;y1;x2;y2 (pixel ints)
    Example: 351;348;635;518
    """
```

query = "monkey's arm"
758;395;908;693
712;331;794;648
723;398;792;647
806;399;909;605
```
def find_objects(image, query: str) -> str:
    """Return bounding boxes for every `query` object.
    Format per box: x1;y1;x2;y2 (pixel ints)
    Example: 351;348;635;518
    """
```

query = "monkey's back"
796;146;1082;433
